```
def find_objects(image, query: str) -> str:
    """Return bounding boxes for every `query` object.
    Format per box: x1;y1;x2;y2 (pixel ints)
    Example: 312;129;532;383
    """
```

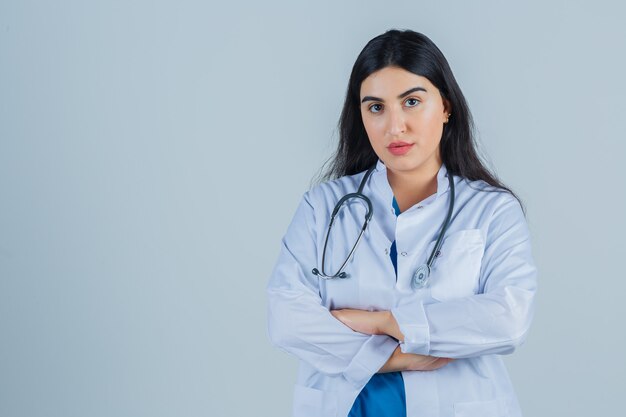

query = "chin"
385;159;426;172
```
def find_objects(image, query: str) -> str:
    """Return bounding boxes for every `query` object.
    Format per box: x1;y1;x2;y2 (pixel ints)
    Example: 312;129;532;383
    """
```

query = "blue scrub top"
348;196;407;417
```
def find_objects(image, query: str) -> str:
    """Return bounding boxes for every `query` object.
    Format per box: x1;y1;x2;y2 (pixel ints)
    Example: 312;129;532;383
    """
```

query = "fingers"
406;354;455;371
427;357;456;370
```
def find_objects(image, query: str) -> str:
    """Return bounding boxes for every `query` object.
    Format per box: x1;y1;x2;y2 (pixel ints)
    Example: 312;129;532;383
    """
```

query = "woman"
266;29;537;417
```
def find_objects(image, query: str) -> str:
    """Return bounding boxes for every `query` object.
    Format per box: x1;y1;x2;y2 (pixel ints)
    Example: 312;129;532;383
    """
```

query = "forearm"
381;310;404;342
268;287;398;386
377;346;406;373
377;345;455;373
330;309;456;373
330;309;403;340
391;286;535;358
331;290;534;361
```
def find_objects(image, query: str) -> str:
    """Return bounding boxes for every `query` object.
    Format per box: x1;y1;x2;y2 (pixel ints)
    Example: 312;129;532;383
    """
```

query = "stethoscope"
312;163;455;289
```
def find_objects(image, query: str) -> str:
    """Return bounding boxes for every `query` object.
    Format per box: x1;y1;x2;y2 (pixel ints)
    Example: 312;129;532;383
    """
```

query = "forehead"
360;66;437;97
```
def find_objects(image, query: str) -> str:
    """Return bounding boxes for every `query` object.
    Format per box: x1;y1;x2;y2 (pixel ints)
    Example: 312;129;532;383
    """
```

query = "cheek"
412;113;444;141
425;119;444;138
363;119;385;145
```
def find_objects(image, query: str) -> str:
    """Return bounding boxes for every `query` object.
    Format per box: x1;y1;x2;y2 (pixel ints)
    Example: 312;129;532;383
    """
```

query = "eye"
368;103;383;113
405;98;420;107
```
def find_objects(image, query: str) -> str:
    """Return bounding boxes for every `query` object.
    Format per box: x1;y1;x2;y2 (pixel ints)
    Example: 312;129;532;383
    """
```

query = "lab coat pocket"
453;397;508;417
292;384;338;417
428;229;485;302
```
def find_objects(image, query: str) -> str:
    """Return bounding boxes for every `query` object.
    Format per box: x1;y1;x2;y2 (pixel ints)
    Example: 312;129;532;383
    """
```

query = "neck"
387;159;442;212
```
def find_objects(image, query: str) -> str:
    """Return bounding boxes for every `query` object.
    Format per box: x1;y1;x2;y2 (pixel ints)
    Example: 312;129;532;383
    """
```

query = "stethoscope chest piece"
412;264;431;289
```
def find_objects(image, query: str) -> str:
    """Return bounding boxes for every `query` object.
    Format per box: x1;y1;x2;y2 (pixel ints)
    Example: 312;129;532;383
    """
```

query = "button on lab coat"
266;159;538;417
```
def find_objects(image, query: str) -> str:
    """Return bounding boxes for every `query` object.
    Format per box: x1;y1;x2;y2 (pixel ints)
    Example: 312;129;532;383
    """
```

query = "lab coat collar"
372;158;450;206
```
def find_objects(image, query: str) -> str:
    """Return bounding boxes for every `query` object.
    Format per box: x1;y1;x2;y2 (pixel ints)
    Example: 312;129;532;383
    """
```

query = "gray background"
1;0;625;416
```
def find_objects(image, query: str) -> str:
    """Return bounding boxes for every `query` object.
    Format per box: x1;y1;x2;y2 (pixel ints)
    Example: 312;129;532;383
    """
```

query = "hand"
379;345;455;373
330;309;404;341
330;309;388;335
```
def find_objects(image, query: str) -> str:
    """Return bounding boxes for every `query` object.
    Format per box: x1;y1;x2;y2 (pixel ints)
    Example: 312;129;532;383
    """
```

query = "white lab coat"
266;159;537;417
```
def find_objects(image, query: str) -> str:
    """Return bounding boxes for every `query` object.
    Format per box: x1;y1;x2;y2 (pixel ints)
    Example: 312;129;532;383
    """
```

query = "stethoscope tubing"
313;166;376;279
312;163;455;286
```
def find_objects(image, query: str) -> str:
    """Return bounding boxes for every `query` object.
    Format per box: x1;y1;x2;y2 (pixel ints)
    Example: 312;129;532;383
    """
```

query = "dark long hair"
315;29;525;215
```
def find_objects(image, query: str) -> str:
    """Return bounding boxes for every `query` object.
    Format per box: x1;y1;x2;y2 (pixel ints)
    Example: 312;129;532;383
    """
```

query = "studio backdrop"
1;1;624;416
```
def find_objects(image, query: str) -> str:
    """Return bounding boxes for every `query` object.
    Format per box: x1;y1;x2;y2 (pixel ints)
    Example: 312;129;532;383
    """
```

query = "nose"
387;106;406;136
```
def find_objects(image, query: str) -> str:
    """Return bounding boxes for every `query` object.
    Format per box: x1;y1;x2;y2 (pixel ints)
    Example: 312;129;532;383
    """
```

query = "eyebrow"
361;86;427;104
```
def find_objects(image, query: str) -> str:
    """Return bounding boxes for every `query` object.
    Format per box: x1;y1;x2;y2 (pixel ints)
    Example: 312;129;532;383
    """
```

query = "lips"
387;141;414;156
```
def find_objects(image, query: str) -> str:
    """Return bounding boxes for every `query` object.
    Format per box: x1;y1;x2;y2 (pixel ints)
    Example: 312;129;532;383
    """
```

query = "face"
359;66;450;178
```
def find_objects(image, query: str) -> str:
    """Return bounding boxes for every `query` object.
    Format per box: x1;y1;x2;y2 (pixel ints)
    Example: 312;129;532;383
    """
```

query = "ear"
442;98;452;115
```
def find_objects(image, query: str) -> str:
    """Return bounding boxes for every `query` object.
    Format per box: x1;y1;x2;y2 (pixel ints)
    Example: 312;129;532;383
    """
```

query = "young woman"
266;29;537;417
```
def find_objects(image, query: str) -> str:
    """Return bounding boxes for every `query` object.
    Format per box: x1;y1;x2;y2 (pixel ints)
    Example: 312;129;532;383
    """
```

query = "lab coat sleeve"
266;191;398;388
391;193;538;358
